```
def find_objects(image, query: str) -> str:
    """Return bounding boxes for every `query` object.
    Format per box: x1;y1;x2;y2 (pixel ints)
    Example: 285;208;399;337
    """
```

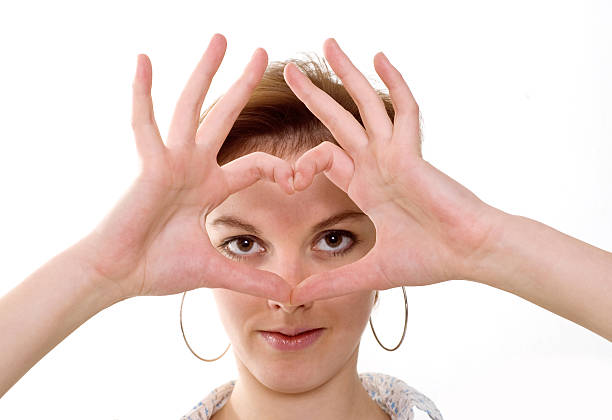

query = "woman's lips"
259;328;325;351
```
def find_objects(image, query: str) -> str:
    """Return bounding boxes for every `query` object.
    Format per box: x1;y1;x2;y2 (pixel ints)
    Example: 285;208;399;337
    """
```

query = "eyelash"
216;230;361;262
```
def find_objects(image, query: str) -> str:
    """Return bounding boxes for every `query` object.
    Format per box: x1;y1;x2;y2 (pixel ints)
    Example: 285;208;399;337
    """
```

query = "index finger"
322;38;393;142
194;47;269;154
283;61;368;158
166;33;227;150
206;252;293;302
290;251;389;305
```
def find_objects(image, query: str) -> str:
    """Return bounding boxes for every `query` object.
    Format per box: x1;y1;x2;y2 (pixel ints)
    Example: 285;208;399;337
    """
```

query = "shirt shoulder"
180;373;443;420
359;372;444;420
179;380;236;420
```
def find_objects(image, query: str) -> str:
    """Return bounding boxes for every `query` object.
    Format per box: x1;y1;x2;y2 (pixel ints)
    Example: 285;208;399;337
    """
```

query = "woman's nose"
265;257;314;311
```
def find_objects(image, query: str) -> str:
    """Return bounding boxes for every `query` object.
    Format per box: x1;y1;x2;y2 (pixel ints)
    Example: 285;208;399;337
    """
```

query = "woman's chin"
235;329;354;393
255;367;325;394
248;353;330;393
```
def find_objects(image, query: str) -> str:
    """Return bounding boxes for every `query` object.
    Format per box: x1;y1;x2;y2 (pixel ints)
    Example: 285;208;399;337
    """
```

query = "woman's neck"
212;347;389;420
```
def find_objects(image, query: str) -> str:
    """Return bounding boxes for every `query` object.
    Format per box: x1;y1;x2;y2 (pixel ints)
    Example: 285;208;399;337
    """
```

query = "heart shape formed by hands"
80;33;502;309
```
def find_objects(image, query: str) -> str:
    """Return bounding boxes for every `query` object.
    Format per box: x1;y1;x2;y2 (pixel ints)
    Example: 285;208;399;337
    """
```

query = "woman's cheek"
329;291;376;333
213;289;261;336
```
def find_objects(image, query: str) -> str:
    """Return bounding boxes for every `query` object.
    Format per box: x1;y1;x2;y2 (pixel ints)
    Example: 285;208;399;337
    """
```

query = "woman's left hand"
285;38;506;305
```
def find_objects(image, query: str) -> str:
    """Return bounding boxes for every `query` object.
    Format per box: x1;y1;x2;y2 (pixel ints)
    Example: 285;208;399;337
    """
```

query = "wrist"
64;234;131;309
458;205;518;289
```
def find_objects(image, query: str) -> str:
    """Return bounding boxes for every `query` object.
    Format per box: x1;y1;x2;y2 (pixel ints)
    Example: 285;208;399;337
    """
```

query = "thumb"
292;141;354;192
204;253;293;302
290;252;388;305
221;151;295;196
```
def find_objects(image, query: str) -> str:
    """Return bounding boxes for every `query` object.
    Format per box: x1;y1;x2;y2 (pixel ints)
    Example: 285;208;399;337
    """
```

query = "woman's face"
204;153;377;393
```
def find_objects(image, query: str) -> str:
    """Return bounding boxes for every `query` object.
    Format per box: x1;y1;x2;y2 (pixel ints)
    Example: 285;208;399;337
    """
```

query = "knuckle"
326;111;341;129
247;161;266;180
403;100;419;116
131;118;150;132
318;140;335;154
250;151;268;165
130;119;143;132
315;142;334;162
246;164;259;180
242;72;260;91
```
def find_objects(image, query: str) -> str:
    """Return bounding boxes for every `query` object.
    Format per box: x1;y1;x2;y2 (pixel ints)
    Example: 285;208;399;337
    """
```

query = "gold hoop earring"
369;286;408;351
180;291;231;362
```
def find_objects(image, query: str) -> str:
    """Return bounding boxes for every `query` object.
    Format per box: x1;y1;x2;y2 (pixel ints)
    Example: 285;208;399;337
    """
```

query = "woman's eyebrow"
309;211;367;234
209;216;262;235
209;211;366;236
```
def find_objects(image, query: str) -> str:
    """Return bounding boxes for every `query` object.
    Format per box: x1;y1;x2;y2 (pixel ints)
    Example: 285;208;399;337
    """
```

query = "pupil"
325;232;340;247
238;239;253;251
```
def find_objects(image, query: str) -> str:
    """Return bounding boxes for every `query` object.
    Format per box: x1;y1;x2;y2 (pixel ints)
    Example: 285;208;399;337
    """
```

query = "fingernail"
211;33;225;46
293;172;302;189
252;47;265;60
135;54;143;78
290;62;305;76
291;285;302;306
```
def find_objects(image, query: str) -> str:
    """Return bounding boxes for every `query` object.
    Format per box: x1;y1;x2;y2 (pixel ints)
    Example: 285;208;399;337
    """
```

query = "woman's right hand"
76;34;295;303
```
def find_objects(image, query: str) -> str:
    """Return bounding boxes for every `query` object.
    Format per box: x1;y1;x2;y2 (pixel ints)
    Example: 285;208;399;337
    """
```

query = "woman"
178;37;442;420
0;33;610;419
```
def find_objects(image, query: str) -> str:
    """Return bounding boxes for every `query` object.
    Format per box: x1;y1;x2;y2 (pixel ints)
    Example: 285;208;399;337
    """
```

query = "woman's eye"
218;236;265;261
313;230;359;256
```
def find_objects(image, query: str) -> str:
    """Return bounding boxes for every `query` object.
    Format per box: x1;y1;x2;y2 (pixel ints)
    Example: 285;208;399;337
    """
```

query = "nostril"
268;299;304;313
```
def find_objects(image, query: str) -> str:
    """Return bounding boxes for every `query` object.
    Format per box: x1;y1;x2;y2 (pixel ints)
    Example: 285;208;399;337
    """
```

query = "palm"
138;201;220;297
357;155;496;287
89;160;218;298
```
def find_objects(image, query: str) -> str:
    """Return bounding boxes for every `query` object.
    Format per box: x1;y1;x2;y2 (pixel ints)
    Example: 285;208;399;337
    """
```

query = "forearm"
470;211;612;341
0;238;123;398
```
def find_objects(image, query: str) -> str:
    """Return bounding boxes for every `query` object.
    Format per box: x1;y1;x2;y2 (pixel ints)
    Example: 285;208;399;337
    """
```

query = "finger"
292;141;354;192
373;51;422;157
131;54;165;163
283;61;368;157
290;252;390;305
195;48;268;154
166;33;227;150
221;151;295;196
205;252;293;302
322;38;393;142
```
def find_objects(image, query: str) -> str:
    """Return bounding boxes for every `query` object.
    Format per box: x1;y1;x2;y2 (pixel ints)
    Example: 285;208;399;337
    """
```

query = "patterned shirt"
180;371;443;420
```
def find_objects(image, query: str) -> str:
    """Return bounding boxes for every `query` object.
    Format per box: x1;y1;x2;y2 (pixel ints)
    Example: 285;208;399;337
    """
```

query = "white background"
1;0;611;418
